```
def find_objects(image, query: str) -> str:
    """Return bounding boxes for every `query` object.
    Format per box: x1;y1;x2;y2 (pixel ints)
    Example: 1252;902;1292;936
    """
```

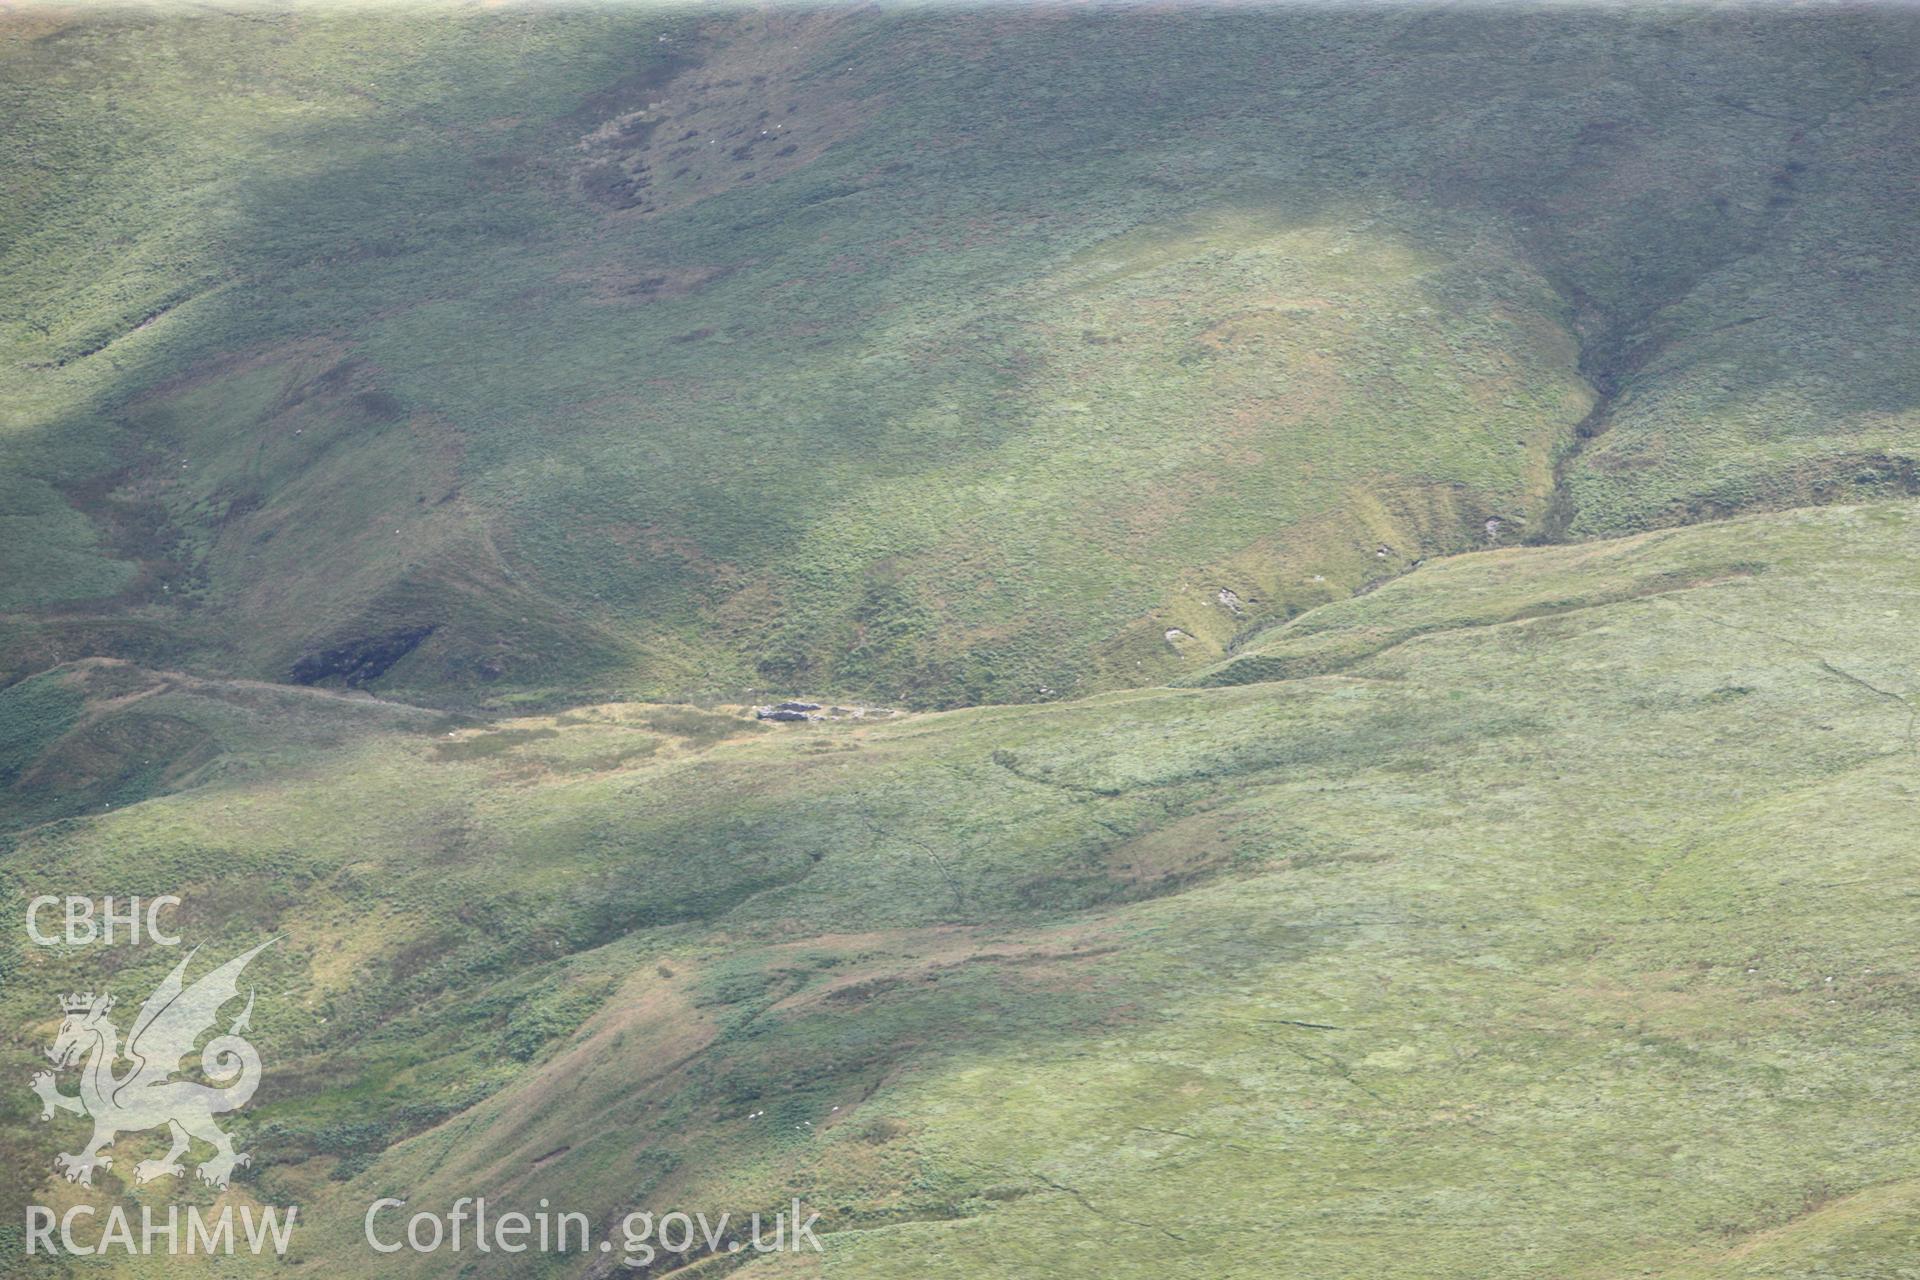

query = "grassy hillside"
5;5;1919;1277
4;498;1917;1276
4;4;1916;707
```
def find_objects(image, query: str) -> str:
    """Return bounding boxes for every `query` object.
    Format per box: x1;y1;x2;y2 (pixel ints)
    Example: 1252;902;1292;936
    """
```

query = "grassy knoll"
2;498;1915;1276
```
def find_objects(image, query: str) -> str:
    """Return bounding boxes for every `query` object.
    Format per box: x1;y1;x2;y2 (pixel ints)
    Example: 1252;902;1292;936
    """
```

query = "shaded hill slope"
4;4;1917;707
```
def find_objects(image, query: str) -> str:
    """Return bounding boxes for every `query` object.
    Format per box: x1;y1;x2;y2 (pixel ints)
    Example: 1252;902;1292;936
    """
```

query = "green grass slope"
3;498;1916;1276
4;4;1917;707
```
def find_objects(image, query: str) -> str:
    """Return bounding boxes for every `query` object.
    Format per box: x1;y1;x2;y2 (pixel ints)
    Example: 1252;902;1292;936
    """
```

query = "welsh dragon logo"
30;940;274;1189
